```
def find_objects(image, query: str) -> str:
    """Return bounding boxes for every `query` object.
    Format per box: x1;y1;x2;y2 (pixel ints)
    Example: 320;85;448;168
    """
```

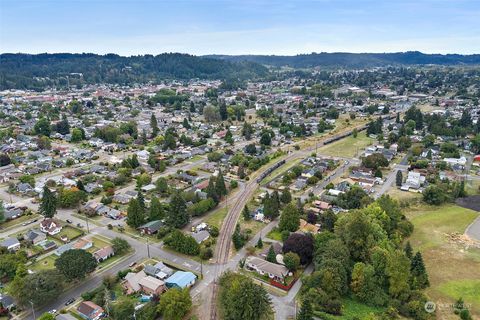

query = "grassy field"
387;187;422;203
206;207;228;229
30;255;57;271
313;297;385;320
406;203;480;318
266;227;282;241
318;132;374;158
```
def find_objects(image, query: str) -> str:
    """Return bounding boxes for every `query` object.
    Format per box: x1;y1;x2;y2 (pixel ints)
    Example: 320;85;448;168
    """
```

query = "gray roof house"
25;229;47;244
1;237;20;251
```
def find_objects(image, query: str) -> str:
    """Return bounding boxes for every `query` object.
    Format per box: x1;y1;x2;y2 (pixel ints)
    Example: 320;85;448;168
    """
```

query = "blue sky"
1;0;479;55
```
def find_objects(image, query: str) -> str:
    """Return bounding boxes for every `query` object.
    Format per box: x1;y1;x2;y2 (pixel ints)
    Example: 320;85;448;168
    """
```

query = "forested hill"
206;51;480;68
0;53;269;91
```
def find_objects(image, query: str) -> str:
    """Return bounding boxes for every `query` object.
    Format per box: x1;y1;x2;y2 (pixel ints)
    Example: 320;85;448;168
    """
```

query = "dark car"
66;219;73;224
65;298;75;306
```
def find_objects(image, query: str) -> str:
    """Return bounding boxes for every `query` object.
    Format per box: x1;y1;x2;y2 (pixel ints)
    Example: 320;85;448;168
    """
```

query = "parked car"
66;219;73;224
65;298;75;306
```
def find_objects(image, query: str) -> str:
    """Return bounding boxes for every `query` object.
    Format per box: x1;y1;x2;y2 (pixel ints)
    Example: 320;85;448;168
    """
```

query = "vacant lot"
319;131;374;158
406;204;480;318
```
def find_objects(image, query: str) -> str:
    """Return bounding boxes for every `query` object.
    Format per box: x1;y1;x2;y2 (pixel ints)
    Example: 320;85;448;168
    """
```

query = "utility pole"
200;259;203;279
84;211;90;233
30;301;36;320
146;237;150;258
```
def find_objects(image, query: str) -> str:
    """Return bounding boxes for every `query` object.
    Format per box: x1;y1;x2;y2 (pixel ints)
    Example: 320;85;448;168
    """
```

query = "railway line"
206;118;386;319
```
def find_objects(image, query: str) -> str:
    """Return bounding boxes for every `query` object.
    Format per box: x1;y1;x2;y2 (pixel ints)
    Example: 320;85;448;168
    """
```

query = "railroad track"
206;119;381;319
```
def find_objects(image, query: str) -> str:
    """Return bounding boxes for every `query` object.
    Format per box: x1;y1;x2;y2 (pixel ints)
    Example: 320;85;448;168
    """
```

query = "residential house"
144;262;174;280
77;301;104;320
165;271;197;289
138;220;163;235
93;246;115;263
138;276;166;295
40;218;62;235
123;270;147;294
0;237;20;251
25;229;47;244
0;294;15;311
245;256;289;282
298;219;320;234
191;230;210;244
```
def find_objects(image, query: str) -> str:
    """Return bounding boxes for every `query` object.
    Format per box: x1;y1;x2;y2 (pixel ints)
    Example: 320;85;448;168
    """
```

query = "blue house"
165;271;196;289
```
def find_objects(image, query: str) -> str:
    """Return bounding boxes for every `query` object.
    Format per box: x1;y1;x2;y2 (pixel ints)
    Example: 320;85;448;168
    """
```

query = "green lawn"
313;298;385;320
30;255;57;271
206;207;228;229
56;225;84;240
406;204;480;317
266;228;282;241
319;132;374;158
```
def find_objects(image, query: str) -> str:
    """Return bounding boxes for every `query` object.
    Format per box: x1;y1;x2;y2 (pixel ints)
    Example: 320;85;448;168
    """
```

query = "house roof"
77;301;104;319
94;246;114;259
191;230;210;244
246;256;288;278
138;276;164;291
1;237;20;248
165;271;196;288
124;270;147;292
139;220;163;231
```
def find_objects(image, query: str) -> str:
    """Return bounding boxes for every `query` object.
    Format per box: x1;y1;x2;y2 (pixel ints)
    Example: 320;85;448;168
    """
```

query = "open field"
56;225;84;240
206;207;228;229
318;131;374;158
406;204;480;318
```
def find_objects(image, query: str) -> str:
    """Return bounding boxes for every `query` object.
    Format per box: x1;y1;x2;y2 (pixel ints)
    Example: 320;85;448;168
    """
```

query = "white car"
48;309;57;315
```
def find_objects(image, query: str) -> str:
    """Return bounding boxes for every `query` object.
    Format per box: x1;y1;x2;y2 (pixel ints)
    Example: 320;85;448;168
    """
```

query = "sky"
1;0;479;56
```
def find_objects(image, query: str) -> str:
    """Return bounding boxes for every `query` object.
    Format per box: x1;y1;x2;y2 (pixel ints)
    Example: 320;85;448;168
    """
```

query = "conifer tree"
297;298;313;320
242;205;251;221
206;176;218;203
150;114;159;137
404;241;413;260
411;251;429;289
39;185;57;218
166;192;189;228
266;245;276;263
149;196;164;221
256;237;263;249
215;169;227;197
126;198;144;228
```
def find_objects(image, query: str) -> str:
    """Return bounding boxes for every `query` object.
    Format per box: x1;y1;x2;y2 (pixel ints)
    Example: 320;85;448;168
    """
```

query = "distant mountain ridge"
0;53;268;91
205;51;480;68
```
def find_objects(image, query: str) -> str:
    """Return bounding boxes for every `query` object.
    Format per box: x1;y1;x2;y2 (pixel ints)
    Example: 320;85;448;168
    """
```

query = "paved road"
465;215;480;241
374;154;409;199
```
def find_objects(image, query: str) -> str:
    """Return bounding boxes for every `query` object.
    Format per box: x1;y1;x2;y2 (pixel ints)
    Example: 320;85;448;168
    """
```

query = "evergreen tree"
297;298;313;320
206;176;219;203
219;101;228;120
215;169;227;197
137;191;145;213
232;224;246;250
150;114;159;137
266;245;276;263
280;189;292;204
396;170;403;186
411;251;429;289
263;193;279;220
149;196;164;221
242;205;251;221
76;180;85;192
396;112;400;123
182;118;191;129
279;203;300;232
256;237;263;249
166;192;189;228
404;241;413;260
39;185;57;218
126;198;144;228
